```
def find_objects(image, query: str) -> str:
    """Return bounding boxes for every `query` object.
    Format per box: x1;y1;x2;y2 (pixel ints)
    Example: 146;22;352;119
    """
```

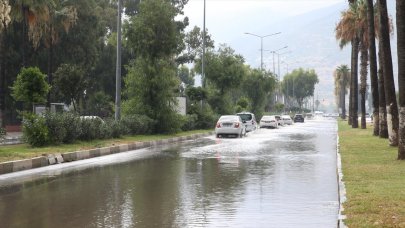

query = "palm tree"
0;0;11;127
42;2;77;106
10;0;50;66
377;0;399;146
334;65;351;119
336;3;361;128
378;40;388;138
397;0;405;159
366;0;379;135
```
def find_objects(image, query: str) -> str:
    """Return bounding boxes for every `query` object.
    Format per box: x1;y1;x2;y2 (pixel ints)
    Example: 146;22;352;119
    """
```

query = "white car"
236;112;257;132
215;115;246;138
259;115;278;128
281;115;293;125
274;115;284;126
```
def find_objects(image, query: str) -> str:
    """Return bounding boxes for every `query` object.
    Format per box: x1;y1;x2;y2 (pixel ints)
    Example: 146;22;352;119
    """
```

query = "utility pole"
115;0;122;121
202;0;206;88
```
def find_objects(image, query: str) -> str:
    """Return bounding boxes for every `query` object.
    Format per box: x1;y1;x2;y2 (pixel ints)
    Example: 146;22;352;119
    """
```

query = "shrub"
78;117;104;141
22;112;49;147
120;114;154;135
102;119;122;139
180;114;198;131
44;112;66;145
61;113;81;143
0;127;5;140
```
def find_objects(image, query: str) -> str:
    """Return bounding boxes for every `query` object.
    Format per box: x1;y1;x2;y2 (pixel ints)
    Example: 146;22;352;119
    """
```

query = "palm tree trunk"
378;0;399;146
352;36;359;128
397;0;405;159
360;43;368;129
367;0;379;135
341;81;346;119
378;48;388;138
0;30;5;127
349;42;354;126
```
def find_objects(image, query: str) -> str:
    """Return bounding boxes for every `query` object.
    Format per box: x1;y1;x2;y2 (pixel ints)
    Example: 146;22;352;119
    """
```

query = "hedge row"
22;112;153;147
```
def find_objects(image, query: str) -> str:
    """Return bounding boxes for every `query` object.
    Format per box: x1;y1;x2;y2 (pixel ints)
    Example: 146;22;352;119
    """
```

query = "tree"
177;26;214;64
0;0;11;126
397;0;405;159
53;64;86;112
243;68;276;119
367;0;380;135
11;67;50;110
283;68;319;111
0;0;11;30
377;0;399;146
334;65;351;119
194;45;246;115
178;65;195;87
123;0;183;133
336;4;360;128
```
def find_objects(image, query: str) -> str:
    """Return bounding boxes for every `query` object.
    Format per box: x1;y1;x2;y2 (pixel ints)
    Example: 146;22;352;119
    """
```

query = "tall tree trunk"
349;42;354;126
397;0;405;159
378;48;389;138
22;5;28;67
360;43;368;129
0;30;4;127
341;80;346;119
352;37;359;128
378;0;399;146
367;0;380;135
47;23;53;108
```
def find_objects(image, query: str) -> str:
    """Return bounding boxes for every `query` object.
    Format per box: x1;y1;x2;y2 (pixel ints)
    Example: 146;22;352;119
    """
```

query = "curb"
0;131;214;175
337;135;347;228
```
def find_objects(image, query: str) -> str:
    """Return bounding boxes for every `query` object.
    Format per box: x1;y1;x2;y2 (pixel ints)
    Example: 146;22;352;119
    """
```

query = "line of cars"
215;112;305;138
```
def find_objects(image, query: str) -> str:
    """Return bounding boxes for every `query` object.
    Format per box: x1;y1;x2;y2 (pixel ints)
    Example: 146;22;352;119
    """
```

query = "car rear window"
238;114;252;121
295;114;303;117
220;116;238;121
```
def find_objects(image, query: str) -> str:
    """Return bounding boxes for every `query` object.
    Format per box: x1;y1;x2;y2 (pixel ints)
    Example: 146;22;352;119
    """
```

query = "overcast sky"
182;0;344;67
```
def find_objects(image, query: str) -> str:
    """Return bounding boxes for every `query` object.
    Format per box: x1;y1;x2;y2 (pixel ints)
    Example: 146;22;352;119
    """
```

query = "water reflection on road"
0;119;338;228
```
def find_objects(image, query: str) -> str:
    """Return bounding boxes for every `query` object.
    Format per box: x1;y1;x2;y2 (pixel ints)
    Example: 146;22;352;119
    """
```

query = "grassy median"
338;121;405;227
0;130;212;163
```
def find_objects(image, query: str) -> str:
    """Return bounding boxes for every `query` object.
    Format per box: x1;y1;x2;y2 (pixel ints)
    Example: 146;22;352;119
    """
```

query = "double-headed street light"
267;46;288;78
244;32;281;71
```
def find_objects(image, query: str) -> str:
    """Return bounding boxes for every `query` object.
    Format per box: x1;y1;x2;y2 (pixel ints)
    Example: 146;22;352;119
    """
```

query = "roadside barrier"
0;132;214;175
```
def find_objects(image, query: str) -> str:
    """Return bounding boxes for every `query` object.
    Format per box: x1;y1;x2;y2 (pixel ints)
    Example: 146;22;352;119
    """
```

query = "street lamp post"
244;32;281;71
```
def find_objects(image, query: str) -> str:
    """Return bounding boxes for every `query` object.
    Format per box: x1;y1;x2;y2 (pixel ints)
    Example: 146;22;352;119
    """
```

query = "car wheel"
216;134;220;138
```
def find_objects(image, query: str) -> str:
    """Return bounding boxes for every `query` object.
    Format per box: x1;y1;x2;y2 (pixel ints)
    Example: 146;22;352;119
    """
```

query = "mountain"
231;1;397;112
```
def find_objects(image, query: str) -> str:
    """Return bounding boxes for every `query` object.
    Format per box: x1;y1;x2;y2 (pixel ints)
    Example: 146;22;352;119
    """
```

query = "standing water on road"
0;119;338;228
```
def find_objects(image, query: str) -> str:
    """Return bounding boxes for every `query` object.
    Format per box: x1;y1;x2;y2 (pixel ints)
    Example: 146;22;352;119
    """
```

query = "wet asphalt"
0;118;338;228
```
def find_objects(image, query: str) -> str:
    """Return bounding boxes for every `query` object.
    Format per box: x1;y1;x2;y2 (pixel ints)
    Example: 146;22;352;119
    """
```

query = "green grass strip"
0;130;212;163
338;121;405;227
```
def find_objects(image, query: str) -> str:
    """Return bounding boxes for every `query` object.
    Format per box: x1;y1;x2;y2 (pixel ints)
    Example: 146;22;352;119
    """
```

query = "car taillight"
234;122;240;128
216;122;221;128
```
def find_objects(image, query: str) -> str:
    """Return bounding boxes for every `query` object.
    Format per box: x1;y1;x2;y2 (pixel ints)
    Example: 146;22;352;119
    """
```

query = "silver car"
259;115;278;128
215;115;246;138
236;112;257;132
281;115;293;125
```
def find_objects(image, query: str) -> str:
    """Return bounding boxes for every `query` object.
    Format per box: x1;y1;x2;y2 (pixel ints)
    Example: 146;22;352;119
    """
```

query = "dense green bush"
180;114;198;131
120;114;154;135
78;117;104;141
0;127;6;140
61;113;81;143
44;112;67;145
104;119;123;139
22;113;49;147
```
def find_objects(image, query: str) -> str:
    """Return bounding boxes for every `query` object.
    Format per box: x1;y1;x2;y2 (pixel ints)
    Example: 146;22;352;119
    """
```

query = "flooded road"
0;119;338;228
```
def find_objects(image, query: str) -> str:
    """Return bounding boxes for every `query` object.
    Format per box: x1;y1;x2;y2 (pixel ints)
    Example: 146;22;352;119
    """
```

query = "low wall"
0;132;213;175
